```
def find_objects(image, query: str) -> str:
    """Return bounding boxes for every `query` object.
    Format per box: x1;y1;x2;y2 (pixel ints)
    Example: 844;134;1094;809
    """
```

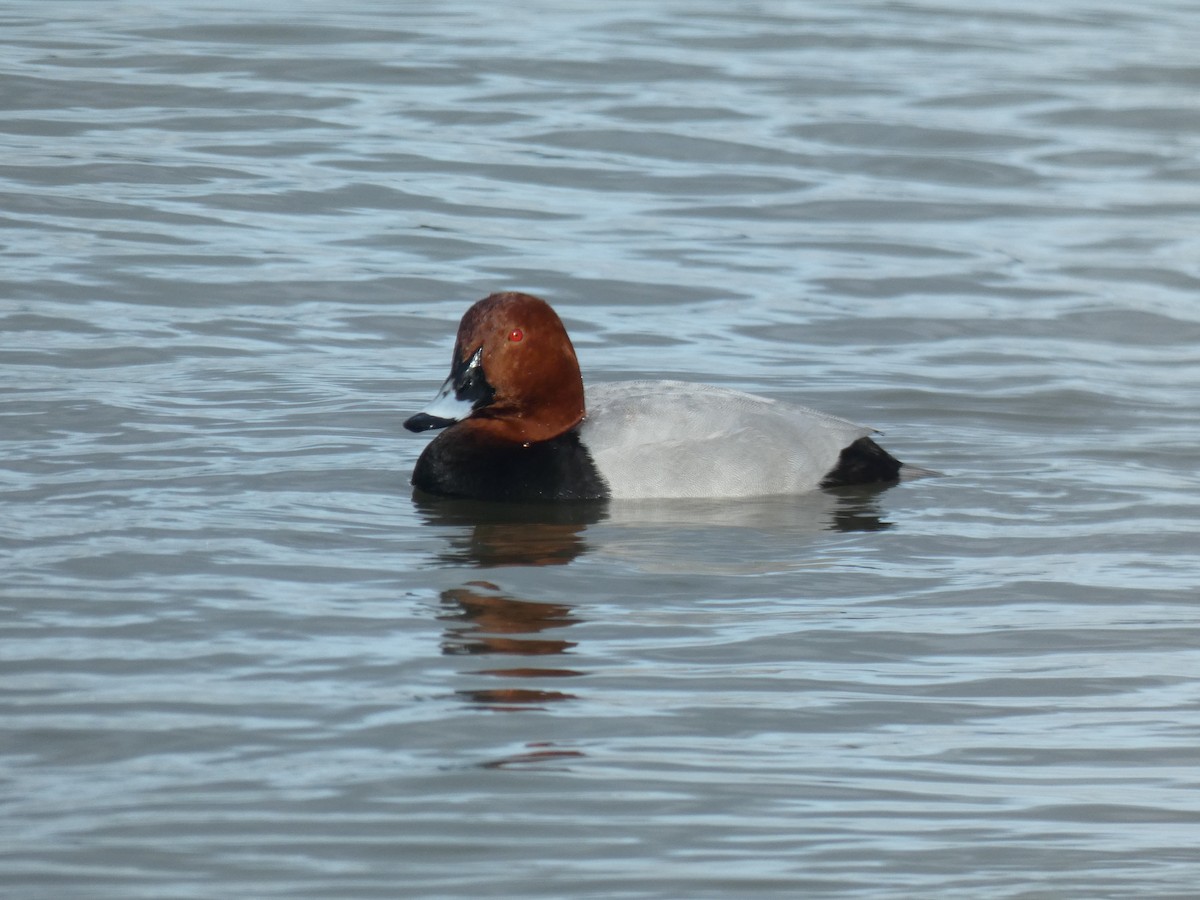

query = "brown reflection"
480;742;585;770
456;687;577;711
413;492;606;566
441;581;583;710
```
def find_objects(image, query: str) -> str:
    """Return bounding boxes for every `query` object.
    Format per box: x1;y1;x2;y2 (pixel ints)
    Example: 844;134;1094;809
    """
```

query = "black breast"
412;428;610;502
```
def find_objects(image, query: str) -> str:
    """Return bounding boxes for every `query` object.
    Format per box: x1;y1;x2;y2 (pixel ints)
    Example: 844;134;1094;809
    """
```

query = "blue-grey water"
3;2;1200;897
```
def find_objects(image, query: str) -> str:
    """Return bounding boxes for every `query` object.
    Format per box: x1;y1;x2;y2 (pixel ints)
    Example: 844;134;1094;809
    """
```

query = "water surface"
3;2;1200;897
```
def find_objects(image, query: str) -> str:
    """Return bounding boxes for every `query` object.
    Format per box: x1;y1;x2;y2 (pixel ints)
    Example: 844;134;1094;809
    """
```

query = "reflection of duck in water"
441;581;583;711
412;493;601;567
406;291;920;502
413;478;896;573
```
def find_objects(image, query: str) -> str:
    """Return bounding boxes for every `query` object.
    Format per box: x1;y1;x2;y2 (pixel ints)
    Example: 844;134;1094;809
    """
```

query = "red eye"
508;328;524;342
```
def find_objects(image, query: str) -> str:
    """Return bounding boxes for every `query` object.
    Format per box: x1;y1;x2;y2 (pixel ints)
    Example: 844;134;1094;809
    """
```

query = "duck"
404;291;909;502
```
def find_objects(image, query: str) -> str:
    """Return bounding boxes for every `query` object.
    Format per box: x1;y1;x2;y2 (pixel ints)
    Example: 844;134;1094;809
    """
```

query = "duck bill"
404;373;473;432
404;345;495;433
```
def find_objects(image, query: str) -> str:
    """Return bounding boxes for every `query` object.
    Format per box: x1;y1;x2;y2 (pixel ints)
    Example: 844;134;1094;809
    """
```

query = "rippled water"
4;2;1200;897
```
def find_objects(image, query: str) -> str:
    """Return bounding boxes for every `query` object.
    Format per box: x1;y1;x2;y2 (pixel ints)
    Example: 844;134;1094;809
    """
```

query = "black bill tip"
404;412;457;433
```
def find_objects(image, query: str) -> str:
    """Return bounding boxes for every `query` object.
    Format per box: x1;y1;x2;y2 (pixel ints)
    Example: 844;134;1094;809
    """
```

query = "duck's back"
581;381;875;499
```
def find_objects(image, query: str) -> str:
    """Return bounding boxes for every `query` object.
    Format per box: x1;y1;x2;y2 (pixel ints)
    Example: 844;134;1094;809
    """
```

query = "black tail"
821;437;903;488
